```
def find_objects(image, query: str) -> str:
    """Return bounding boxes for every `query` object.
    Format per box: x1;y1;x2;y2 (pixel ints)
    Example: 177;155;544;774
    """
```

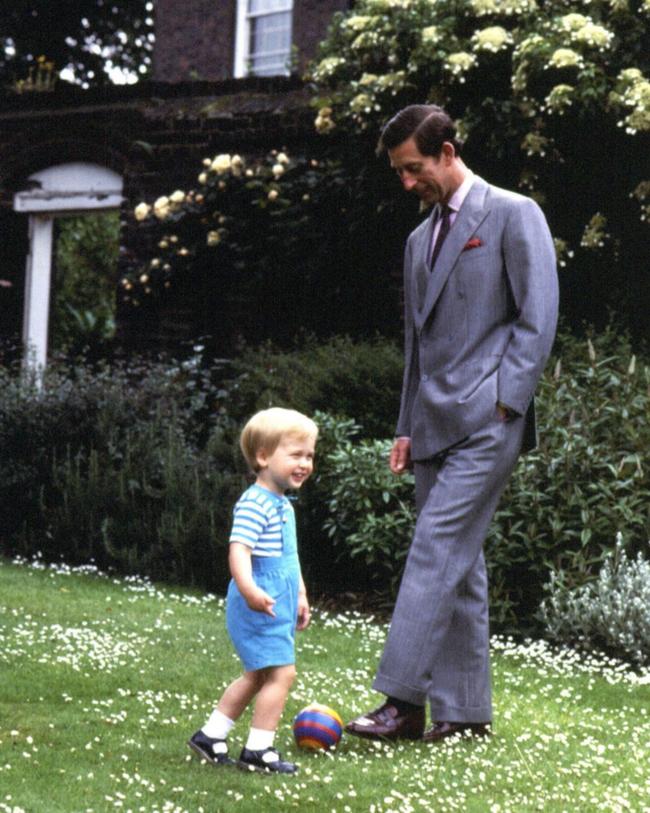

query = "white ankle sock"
202;709;235;740
245;727;275;751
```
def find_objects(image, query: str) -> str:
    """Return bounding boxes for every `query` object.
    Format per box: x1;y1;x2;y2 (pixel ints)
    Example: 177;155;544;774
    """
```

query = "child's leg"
201;670;265;740
217;670;266;722
238;665;299;774
189;670;266;766
250;664;296;731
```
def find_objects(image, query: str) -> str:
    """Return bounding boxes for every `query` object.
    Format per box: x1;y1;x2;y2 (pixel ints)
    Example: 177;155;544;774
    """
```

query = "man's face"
388;137;452;207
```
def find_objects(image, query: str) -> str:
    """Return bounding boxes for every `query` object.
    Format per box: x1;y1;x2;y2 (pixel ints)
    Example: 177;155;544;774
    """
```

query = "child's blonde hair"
240;407;318;472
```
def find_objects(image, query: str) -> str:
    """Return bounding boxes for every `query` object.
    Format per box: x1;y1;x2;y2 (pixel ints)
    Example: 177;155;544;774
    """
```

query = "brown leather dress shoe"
422;721;491;742
345;702;425;741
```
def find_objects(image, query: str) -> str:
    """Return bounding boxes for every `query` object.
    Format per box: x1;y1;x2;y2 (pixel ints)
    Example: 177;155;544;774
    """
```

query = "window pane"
249;0;291;14
248;8;292;76
250;54;287;76
250;14;290;55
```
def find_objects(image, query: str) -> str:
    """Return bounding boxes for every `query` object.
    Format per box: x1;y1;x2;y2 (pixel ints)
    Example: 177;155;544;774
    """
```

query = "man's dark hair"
377;104;463;157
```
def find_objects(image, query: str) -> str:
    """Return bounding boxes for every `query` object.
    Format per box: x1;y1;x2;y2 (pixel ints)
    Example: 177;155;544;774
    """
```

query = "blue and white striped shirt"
229;484;290;558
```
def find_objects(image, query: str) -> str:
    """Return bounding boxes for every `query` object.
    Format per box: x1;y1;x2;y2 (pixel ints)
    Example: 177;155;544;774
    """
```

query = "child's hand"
245;587;276;616
296;592;310;631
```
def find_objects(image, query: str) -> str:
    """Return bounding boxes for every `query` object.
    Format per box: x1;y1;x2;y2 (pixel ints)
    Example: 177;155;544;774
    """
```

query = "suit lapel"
416;178;490;329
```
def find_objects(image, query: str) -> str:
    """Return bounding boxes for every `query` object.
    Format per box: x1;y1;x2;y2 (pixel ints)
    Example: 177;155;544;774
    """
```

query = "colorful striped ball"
293;703;343;750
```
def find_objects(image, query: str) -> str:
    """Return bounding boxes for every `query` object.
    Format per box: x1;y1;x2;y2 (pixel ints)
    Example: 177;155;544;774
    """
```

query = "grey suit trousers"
373;413;525;723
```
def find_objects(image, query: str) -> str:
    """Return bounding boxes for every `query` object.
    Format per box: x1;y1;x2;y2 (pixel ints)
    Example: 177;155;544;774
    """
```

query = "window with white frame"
234;0;294;78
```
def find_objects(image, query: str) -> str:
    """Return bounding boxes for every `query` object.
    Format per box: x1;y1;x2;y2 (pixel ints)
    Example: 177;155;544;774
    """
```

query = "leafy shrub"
0;337;402;593
316;428;414;592
3;327;649;634
0;353;244;590
487;326;650;630
308;327;650;632
38;422;242;591
299;411;413;593
539;534;650;666
220;335;403;440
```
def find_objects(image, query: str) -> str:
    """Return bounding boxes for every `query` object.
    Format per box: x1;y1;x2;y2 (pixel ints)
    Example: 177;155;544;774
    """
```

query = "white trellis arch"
13;162;123;372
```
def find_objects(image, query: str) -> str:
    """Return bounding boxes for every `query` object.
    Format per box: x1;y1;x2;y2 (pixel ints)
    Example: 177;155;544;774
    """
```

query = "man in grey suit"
346;105;559;743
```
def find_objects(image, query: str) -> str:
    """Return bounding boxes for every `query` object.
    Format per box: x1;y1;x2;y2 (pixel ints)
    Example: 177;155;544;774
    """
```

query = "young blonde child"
188;407;318;774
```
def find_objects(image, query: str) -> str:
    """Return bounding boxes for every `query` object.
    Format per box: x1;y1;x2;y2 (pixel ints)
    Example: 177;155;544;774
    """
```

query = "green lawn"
1;556;649;813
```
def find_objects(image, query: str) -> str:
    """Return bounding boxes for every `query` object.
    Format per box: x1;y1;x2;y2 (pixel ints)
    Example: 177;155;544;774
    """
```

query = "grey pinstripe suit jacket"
396;176;559;460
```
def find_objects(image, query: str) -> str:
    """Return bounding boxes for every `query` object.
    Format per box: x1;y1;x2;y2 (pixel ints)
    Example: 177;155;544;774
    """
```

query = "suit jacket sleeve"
396;237;419;437
498;196;559;414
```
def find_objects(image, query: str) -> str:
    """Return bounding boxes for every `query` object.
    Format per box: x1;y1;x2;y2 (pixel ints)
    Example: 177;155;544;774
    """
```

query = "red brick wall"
153;0;351;82
293;0;350;71
153;0;237;82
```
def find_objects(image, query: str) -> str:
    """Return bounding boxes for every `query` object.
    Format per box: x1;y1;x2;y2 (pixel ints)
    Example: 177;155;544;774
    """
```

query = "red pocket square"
463;238;482;251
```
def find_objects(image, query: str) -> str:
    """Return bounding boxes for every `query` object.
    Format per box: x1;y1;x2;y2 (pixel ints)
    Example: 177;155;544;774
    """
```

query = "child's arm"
296;572;310;631
229;543;276;616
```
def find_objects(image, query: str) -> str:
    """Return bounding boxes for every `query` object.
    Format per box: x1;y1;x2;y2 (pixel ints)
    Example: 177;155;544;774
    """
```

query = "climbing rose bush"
123;150;341;304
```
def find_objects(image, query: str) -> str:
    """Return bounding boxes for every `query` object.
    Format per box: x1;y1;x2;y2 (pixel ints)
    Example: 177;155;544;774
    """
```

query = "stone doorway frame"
13;162;123;372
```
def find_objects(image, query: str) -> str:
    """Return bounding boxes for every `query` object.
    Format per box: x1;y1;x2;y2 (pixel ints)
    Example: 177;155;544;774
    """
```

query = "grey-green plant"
539;533;650;666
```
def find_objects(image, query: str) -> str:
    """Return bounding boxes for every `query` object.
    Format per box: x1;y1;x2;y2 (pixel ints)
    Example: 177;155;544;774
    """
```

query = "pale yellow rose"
153;196;170;220
211;154;232;173
446;52;477;77
315;107;336;133
134;202;151;221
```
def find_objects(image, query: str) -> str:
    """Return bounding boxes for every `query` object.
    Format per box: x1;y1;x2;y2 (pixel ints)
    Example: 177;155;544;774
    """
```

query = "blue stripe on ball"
293;706;343;749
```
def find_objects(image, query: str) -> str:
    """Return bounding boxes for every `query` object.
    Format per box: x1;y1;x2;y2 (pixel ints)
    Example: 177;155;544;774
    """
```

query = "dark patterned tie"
430;204;451;270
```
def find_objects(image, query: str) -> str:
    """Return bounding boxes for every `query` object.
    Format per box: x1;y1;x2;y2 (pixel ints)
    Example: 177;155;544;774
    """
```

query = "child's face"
255;434;316;495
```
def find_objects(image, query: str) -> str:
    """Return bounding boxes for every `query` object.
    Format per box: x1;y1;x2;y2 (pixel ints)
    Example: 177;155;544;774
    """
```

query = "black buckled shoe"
238;746;298;774
187;730;235;766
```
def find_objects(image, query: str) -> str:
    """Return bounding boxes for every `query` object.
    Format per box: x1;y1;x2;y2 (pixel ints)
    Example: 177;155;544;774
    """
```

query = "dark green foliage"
124;150;412;351
51;214;119;355
0;336;402;593
306;327;650;633
488;326;650;631
317;425;415;593
2;328;648;636
221;335;403;439
0;354;244;591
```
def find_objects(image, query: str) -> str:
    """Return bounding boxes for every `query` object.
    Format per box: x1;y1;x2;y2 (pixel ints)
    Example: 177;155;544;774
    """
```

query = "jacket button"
421;374;428;382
